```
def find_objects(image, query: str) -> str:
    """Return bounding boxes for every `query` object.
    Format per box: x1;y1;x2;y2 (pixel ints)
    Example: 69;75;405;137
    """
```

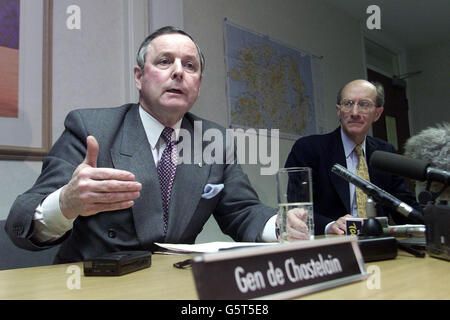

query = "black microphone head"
370;150;429;181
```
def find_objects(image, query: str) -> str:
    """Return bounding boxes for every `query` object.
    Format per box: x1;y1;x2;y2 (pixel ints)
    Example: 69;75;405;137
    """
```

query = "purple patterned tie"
157;127;178;235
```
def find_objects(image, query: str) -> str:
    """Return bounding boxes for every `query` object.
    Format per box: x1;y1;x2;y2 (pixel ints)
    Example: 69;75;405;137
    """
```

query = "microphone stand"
361;197;383;237
418;181;449;206
361;197;425;258
370;192;425;258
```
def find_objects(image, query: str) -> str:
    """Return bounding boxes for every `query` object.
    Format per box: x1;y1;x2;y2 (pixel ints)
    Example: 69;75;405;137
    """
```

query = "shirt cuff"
324;221;334;235
33;187;75;242
261;214;278;242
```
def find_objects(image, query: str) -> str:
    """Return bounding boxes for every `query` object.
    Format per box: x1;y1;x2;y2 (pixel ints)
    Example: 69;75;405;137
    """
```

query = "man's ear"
336;104;342;117
134;66;143;91
374;106;384;122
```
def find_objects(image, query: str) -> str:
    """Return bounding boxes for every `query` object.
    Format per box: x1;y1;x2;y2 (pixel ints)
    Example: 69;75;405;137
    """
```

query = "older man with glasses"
285;79;420;235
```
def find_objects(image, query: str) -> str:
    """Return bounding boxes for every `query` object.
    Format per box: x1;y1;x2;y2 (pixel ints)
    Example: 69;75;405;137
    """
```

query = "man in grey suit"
5;26;309;263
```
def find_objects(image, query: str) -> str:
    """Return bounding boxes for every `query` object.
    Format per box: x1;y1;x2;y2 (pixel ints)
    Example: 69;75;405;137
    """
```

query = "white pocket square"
202;183;224;199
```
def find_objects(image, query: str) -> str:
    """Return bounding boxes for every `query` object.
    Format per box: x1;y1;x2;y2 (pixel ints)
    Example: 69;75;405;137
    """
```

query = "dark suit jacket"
5;104;275;263
285;127;418;234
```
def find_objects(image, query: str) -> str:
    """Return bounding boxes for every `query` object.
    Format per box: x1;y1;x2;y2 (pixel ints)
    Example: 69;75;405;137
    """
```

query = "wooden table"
0;251;448;300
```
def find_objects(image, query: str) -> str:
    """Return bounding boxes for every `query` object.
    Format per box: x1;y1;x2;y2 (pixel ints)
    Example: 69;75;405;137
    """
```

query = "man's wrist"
324;221;335;235
261;214;278;242
32;187;75;243
59;185;79;220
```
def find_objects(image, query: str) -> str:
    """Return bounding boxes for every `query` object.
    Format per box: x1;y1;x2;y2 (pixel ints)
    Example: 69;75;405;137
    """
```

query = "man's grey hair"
136;26;205;75
336;81;385;107
404;122;450;171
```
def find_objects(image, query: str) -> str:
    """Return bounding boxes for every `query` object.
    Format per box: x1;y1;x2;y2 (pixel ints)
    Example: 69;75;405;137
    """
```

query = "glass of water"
276;167;314;242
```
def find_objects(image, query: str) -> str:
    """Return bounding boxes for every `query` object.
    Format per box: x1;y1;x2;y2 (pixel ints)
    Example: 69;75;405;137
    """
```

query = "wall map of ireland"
225;21;317;138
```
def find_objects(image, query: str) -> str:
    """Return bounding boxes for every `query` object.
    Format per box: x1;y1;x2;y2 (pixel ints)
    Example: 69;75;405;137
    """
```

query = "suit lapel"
110;105;165;247
328;128;351;213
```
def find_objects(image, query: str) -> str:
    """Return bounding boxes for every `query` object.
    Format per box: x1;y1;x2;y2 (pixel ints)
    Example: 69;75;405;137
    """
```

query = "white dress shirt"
324;128;367;234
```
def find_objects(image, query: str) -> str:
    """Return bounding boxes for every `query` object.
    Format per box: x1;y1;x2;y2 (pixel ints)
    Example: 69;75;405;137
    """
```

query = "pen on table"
173;258;193;269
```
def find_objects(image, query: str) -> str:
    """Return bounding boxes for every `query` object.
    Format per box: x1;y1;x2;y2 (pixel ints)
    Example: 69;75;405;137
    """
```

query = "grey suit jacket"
6;104;276;263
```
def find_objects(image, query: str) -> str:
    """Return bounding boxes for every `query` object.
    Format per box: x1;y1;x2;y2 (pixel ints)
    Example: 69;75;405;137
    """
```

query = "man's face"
336;80;383;144
134;33;202;125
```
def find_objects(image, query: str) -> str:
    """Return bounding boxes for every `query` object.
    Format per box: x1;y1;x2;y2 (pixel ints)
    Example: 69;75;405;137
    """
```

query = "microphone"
383;224;426;238
331;163;424;223
370;150;450;185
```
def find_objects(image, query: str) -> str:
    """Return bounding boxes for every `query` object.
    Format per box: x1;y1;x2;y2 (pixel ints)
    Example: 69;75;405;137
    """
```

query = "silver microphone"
383;225;426;238
331;163;424;223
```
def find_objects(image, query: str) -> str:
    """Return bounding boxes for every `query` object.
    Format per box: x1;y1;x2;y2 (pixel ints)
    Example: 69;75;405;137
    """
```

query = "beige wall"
407;42;450;134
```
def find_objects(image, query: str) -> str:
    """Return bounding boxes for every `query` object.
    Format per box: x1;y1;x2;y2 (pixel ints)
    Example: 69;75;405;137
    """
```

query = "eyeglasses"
339;99;376;113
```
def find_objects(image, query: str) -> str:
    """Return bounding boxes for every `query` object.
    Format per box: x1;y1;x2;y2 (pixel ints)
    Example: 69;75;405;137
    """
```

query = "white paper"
154;241;277;254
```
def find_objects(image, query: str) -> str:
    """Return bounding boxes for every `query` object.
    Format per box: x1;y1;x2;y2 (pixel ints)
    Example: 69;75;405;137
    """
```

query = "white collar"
340;128;366;159
138;105;182;150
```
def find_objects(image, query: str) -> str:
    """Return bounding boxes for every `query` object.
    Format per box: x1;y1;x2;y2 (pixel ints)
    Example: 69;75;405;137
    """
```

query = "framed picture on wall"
0;0;52;160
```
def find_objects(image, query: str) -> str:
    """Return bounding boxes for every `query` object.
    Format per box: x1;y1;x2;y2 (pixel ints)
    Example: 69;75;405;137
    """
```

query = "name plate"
191;236;367;300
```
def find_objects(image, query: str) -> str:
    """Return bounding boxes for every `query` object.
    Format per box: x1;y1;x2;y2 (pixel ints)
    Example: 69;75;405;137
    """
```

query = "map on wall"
224;20;325;139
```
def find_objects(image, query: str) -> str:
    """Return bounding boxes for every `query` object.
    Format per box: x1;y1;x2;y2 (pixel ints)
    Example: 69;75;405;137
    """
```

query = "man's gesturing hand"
60;136;142;220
